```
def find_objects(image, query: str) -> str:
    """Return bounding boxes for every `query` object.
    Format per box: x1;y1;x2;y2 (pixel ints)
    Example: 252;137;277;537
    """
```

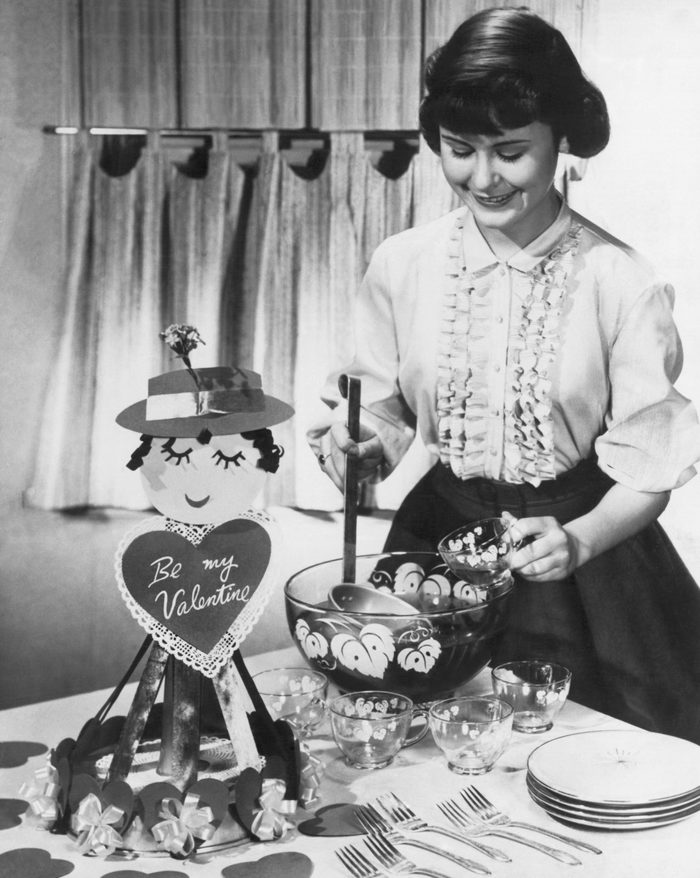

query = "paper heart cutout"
118;516;273;671
0;848;74;878
0;798;27;829
0;741;48;768
297;803;364;837
222;852;313;878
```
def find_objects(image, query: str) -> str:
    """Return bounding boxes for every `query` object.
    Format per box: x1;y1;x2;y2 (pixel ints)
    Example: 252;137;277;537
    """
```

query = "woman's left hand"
505;512;580;582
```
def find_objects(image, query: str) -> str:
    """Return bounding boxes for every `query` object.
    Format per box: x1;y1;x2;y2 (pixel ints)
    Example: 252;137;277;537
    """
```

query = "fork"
437;798;581;866
365;833;453;878
337;842;383;878
375;791;511;863
356;804;491;876
461;786;603;855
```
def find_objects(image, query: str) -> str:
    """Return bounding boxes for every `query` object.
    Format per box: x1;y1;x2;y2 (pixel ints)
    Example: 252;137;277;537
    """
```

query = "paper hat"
116;367;294;437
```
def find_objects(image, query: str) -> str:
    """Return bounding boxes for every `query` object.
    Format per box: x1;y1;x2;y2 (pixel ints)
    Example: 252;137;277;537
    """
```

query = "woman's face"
439;121;561;249
139;434;267;524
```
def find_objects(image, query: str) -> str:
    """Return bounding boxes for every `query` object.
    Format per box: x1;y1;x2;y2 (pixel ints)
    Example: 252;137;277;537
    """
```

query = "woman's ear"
558;136;571;154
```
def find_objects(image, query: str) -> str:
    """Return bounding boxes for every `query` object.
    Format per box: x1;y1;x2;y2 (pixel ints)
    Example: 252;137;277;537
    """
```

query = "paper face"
139;434;267;524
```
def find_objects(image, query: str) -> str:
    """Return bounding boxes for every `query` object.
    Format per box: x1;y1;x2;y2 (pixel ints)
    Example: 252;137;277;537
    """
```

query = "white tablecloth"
0;646;695;877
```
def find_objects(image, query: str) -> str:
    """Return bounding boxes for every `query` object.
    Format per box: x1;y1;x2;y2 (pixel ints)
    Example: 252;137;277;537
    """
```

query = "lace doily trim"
437;210;583;485
114;509;278;678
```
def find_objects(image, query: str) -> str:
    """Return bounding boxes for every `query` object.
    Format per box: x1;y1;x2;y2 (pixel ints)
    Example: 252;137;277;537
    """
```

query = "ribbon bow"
71;793;124;857
298;744;324;809
251;778;296;840
19;764;61;828
152;793;216;858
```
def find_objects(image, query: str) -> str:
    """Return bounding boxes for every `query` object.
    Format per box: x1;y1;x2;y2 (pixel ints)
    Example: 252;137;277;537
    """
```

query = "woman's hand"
318;421;384;492
503;483;670;582
505;513;580;582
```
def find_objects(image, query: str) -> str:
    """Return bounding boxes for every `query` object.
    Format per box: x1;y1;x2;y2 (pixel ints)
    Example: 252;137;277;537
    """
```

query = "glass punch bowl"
284;552;513;703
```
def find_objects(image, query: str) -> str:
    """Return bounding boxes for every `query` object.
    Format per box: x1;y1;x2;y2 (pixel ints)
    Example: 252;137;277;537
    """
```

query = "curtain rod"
44;125;420;142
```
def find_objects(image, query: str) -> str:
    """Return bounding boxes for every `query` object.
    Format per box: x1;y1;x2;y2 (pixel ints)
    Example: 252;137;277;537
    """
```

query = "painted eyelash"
212;449;246;469
161;438;193;465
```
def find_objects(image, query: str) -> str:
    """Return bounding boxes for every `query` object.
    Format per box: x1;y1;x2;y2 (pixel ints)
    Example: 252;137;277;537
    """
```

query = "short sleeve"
595;283;700;491
306;241;416;477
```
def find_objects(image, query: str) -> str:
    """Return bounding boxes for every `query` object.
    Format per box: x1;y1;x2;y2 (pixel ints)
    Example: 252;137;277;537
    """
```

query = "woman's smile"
471;190;519;207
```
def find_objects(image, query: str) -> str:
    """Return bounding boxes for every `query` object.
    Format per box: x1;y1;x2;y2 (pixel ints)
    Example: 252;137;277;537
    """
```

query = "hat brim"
116;396;294;437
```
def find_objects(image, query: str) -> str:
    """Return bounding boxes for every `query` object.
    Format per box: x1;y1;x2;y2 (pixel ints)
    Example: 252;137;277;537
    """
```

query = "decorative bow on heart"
71;792;124;856
298;745;324;809
251;779;295;840
19;764;60;828
152;793;216;857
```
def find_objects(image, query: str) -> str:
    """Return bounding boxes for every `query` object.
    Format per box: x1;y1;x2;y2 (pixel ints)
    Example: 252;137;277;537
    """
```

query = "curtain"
29;133;464;512
27;136;252;510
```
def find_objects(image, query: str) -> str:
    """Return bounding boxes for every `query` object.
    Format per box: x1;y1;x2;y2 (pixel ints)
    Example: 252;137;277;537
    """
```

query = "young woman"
309;7;700;742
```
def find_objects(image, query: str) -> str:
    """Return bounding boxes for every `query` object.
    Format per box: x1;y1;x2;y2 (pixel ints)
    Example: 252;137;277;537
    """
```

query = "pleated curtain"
27;137;251;510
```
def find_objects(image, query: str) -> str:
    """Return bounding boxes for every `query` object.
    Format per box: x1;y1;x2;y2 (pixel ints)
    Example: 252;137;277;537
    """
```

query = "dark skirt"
383;460;700;744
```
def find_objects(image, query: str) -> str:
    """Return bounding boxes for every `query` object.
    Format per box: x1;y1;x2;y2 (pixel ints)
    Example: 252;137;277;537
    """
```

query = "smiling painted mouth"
185;494;210;508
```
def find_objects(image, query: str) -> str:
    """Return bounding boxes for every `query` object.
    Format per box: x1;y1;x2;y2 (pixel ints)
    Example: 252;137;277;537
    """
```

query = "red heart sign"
118;517;273;667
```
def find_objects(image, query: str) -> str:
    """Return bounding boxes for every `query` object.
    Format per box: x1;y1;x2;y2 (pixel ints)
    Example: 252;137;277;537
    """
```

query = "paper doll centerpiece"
24;327;312;860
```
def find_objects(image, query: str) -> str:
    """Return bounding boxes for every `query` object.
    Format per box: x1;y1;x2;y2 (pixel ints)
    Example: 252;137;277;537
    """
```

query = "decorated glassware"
438;517;518;586
284;552;513;702
491;660;572;733
252;667;328;738
329;690;428;769
429;695;513;774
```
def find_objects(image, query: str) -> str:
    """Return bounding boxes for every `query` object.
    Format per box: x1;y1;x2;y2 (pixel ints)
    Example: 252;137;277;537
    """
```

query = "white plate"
527;730;700;805
528;782;700;831
526;772;700;815
527;776;700;820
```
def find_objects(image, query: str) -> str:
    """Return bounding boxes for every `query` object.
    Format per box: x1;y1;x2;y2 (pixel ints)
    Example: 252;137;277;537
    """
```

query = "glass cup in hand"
428;695;513;775
491;660;572;733
329;690;428;770
252;667;328;739
438;516;518;586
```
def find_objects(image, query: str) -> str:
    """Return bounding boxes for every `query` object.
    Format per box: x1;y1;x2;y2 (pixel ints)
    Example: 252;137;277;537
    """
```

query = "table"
1;646;696;877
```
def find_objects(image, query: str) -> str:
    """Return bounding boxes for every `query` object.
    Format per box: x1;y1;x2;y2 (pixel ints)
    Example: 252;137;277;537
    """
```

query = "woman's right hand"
319;421;384;491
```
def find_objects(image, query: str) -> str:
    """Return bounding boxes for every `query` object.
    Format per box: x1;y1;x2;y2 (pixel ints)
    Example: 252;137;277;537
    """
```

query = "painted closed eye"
212;449;246;469
161;439;193;465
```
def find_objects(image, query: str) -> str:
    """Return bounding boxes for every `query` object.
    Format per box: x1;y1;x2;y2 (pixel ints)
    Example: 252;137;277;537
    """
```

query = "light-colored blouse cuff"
595;395;700;491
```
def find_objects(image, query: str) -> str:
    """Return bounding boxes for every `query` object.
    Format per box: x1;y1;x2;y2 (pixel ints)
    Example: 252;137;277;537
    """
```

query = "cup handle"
404;708;429;747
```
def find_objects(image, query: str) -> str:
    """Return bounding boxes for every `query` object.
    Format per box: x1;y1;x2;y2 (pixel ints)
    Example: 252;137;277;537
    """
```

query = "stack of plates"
526;730;700;830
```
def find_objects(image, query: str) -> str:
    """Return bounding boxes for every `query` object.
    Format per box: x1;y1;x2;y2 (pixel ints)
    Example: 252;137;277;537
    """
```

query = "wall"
572;0;700;559
1;0;699;709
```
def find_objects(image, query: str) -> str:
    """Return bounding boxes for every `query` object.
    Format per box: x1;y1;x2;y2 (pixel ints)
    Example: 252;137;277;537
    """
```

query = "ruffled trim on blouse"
437;211;583;485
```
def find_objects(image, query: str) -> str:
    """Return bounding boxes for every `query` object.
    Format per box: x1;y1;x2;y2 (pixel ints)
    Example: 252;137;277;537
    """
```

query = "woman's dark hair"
419;7;609;158
126;428;284;473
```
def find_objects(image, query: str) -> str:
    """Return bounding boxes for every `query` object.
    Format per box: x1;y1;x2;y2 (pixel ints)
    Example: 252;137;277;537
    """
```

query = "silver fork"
356;804;491;876
461;786;603;855
437;798;581;866
365;833;452;878
376;791;511;863
336;842;382;878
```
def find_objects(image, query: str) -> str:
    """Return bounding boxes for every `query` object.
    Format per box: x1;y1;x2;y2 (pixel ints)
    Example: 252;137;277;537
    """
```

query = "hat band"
146;388;265;421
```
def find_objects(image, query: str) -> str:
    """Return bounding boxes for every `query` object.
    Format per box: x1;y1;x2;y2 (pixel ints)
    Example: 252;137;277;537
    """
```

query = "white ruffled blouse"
310;202;700;492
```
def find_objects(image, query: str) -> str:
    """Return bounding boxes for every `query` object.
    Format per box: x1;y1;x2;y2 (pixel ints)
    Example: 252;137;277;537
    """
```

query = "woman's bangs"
436;83;540;137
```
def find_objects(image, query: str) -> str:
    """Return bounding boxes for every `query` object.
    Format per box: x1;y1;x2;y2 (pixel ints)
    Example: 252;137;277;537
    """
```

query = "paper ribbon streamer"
71;793;124;857
298;745;324;809
251;779;295;840
152;793;216;858
19;764;61;828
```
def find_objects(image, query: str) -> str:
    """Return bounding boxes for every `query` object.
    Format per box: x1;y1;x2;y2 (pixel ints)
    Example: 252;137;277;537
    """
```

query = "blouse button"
496;316;504;324
489;448;498;456
494;364;501;372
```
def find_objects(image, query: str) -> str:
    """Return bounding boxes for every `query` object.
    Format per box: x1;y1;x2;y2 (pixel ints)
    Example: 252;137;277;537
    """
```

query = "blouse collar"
463;198;573;274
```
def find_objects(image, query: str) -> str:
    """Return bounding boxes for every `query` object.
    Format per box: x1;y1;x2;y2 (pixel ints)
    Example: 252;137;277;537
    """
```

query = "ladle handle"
340;375;361;584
